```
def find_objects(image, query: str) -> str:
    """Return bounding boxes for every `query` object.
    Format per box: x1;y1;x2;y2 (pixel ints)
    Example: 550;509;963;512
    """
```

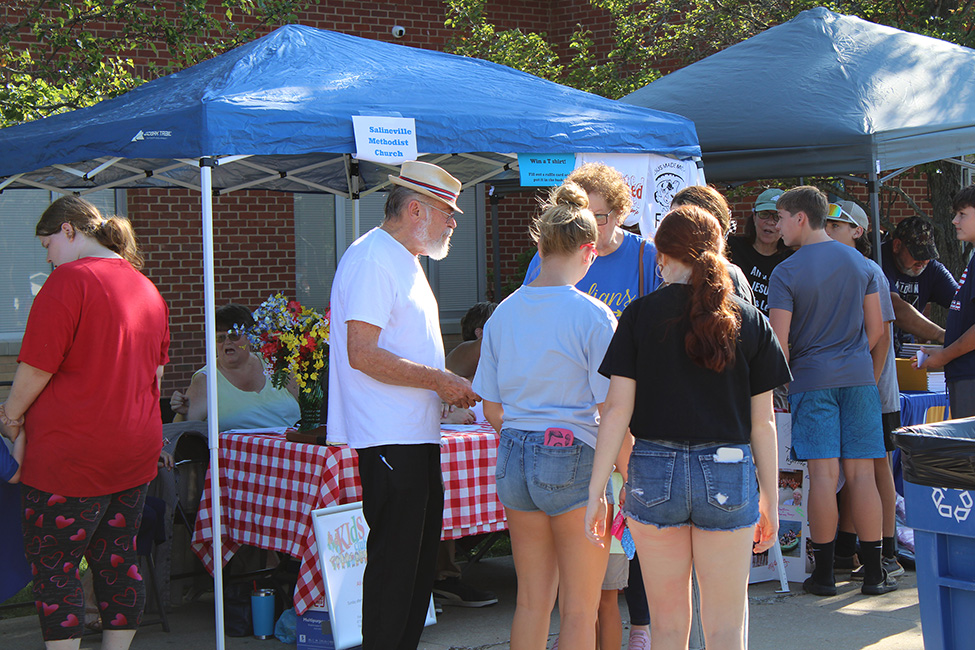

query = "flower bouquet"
248;293;330;432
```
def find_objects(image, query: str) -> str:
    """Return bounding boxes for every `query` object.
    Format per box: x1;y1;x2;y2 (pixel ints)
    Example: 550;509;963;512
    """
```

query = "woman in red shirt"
0;195;169;649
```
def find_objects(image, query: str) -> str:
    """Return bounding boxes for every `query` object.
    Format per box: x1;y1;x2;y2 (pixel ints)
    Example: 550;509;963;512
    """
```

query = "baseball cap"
893;216;939;261
827;201;869;230
754;189;783;212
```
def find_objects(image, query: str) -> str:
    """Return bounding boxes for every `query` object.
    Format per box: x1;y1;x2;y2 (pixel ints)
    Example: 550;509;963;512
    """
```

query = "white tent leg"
869;163;882;265
201;161;227;649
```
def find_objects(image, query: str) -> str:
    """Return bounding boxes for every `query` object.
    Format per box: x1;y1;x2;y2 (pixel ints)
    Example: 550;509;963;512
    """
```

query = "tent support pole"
869;164;882;265
490;191;501;300
200;159;227;649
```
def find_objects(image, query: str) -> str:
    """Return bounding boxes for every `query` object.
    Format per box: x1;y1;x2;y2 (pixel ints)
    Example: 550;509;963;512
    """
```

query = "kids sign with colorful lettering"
312;502;436;649
352;116;418;163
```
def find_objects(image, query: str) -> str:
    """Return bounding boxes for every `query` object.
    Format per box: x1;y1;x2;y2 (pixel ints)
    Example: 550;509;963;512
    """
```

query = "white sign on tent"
352;116;418;164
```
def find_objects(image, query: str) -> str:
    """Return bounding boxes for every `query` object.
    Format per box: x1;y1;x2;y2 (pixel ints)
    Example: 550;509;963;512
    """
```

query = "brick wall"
129;188;296;394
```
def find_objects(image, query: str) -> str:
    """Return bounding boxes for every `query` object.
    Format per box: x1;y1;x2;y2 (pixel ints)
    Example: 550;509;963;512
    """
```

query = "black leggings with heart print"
21;483;148;641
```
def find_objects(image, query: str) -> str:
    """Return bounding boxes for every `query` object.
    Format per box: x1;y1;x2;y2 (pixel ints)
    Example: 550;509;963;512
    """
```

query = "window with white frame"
0;189;122;345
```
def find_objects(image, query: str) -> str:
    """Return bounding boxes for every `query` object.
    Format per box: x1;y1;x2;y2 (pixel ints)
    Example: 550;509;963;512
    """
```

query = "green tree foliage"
444;0;662;99
446;0;975;92
0;0;306;126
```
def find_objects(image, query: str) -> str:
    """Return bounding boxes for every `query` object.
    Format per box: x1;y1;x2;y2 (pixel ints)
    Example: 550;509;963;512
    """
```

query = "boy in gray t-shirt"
825;200;904;579
767;186;896;597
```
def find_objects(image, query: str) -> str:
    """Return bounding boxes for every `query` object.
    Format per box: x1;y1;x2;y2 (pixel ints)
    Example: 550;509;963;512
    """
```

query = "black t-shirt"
945;256;975;381
726;237;793;315
599;284;792;444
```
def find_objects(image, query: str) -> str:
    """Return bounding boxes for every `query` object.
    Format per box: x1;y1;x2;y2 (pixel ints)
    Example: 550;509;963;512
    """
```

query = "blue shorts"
495;428;611;516
623;439;759;532
788;385;885;460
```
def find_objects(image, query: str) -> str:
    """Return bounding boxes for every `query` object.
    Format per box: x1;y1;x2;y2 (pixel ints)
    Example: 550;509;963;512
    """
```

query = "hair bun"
552;181;589;209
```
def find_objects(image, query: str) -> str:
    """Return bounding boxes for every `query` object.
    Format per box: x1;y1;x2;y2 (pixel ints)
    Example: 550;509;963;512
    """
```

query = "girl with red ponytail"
585;205;792;650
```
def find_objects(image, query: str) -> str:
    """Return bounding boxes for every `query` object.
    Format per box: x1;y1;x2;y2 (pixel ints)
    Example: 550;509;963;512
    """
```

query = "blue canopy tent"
0;24;699;645
622;7;975;254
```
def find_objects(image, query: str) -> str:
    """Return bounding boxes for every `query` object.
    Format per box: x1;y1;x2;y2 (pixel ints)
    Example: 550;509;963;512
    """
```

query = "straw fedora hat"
389;160;463;213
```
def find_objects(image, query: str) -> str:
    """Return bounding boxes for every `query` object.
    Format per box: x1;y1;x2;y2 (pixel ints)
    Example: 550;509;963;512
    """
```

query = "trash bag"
275;607;297;644
892;417;975;491
223;581;253;637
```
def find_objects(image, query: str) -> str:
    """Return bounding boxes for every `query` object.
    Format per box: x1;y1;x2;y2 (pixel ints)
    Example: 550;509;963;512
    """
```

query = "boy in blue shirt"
918;185;975;417
768;186;896;596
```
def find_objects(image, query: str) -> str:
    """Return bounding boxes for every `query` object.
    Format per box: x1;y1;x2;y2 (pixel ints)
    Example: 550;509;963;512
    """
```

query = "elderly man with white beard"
328;160;479;650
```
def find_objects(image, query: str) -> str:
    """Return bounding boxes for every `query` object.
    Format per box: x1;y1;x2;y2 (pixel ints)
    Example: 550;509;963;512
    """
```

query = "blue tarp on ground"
622;7;975;182
0;24;699;192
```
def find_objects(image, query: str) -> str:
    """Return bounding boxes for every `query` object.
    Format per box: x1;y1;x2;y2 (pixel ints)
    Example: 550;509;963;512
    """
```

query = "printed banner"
646;157;702;237
749;412;812;585
517;153;576;187
352;116;418;163
312;502;436;649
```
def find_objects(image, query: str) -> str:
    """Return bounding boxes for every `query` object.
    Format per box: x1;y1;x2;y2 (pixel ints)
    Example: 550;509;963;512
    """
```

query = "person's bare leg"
875;455;897;540
550;507;610;650
101;630;137;650
806;458;840;542
627;520;693;650
45;641;80;650
597;588;622;650
505;508;559;650
841;458;881;542
691;526;754;650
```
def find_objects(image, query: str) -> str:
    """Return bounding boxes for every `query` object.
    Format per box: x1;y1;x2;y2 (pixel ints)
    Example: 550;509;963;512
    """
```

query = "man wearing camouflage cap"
880;216;958;352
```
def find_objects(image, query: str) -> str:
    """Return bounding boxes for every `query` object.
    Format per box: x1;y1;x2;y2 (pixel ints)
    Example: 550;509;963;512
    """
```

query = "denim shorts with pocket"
623;438;759;532
495;428;612;516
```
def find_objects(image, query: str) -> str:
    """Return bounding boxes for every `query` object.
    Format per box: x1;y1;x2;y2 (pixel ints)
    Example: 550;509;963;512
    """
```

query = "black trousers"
357;444;443;650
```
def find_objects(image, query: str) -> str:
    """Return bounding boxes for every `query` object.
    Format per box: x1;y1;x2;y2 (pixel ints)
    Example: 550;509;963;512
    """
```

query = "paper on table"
222;427;290;435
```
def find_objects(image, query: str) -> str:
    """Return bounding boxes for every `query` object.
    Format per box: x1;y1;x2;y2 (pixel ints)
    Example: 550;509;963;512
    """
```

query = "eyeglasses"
215;331;243;344
755;211;781;224
593;211;615;226
420;201;457;222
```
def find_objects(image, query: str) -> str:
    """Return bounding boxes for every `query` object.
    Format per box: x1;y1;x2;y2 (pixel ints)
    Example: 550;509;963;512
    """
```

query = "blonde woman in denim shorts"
474;182;617;650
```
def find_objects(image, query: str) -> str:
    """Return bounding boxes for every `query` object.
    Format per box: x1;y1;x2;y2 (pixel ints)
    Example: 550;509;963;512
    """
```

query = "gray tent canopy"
622;7;975;182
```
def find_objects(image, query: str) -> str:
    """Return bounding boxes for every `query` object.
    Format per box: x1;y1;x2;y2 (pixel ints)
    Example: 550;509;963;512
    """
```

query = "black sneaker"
433;577;498;607
802;576;837;597
862;569;899;595
883;556;906;578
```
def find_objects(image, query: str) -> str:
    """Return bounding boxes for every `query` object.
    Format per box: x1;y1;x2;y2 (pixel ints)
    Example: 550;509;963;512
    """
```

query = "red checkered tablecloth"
190;424;505;614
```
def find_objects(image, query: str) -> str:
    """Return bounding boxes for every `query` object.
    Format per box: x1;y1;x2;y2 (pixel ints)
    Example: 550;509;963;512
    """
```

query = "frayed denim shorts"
623;438;759;532
495;428;612;516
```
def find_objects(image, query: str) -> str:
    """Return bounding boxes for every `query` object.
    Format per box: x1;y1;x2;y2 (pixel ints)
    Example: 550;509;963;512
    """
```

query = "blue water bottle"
251;588;276;639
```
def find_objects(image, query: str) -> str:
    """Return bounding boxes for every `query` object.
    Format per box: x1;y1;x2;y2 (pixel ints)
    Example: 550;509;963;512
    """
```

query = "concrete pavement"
0;555;922;649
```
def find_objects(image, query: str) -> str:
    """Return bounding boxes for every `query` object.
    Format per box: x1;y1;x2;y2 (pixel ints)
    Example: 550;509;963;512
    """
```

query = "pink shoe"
627;627;651;650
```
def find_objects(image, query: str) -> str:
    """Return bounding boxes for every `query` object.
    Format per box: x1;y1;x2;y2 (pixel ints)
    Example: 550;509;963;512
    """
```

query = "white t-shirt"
327;227;445;448
473;285;617;449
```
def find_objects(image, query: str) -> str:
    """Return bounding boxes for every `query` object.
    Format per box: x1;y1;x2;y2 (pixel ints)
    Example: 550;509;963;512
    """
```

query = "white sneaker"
628;628;652;650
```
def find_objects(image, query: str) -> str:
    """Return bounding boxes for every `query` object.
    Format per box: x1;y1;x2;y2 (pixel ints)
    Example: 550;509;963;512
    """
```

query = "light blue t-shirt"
524;230;659;318
472;285;617;448
768;239;879;394
870;261;899;413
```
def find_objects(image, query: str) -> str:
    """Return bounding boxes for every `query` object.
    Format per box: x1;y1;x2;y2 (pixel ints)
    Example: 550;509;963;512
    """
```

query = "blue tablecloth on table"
899;390;950;427
894;390;950;495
